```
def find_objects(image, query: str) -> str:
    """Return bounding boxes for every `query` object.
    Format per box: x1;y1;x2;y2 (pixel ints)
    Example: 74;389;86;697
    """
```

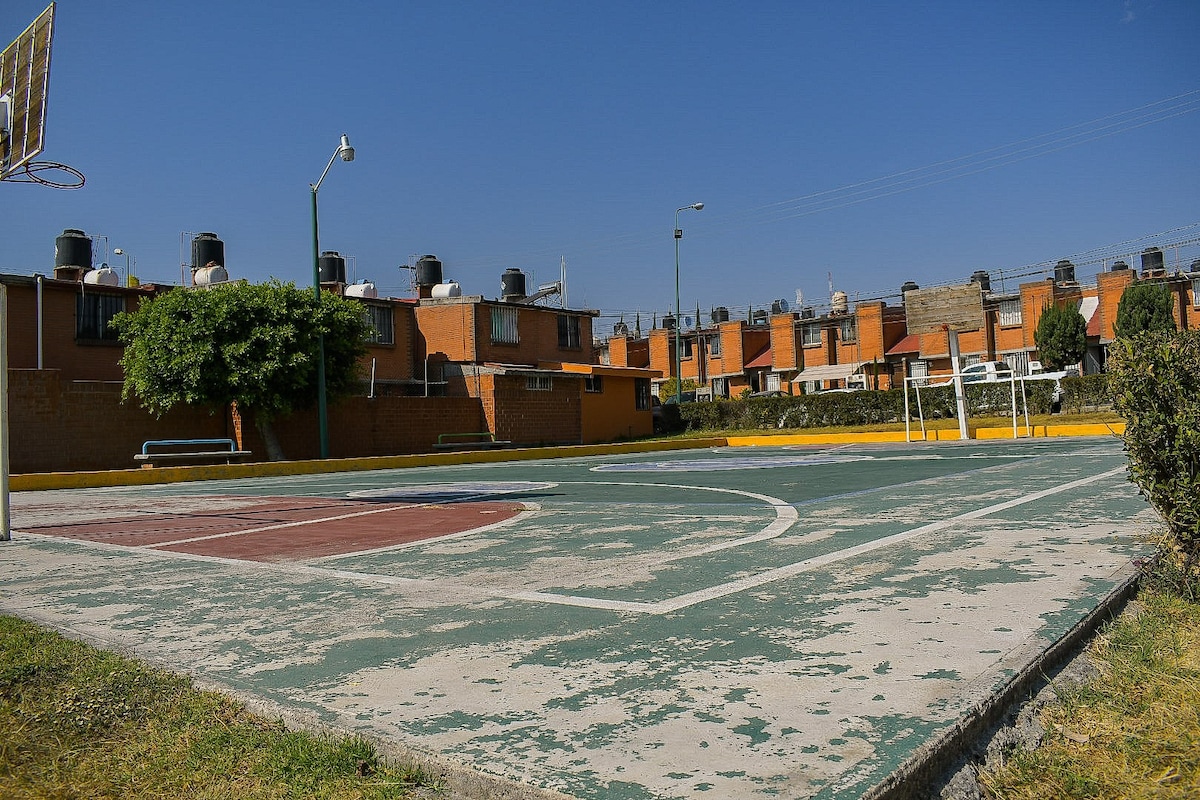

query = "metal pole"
311;187;329;459
1;285;10;541
674;209;682;405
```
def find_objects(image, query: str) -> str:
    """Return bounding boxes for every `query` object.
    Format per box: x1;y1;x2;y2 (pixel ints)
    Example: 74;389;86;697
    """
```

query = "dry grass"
980;588;1200;799
0;615;440;799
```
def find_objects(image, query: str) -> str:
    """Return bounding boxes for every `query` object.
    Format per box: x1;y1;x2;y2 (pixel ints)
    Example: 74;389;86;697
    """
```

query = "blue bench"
134;438;253;468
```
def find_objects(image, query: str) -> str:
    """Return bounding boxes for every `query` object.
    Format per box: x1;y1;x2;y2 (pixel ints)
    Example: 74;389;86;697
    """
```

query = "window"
76;292;124;341
839;318;857;343
526;375;552;391
766;373;781;392
998;298;1023;326
1004;350;1031;376
584;374;603;393
363;304;394;345
909;359;929;387
682;337;694;358
557;314;581;348
802;324;821;346
492;306;519;344
707;335;721;356
1192;277;1200;306
712;377;728;398
635;378;651;410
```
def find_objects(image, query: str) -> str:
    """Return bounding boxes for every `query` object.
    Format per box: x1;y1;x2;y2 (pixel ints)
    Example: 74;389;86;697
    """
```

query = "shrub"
1107;330;1200;597
1059;374;1110;414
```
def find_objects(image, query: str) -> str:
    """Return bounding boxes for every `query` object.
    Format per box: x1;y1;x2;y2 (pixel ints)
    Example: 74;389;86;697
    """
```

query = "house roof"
885;334;921;356
743;345;773;369
791;362;865;383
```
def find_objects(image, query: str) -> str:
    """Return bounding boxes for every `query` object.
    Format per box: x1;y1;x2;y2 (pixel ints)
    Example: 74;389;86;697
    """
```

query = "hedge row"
675;381;1061;432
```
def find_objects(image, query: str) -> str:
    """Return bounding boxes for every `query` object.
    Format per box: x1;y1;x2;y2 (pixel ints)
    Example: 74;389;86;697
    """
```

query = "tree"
1033;302;1087;370
112;281;369;460
1114;280;1176;339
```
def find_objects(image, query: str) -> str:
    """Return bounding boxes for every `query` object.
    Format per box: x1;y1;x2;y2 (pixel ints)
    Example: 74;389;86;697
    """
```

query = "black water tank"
1054;259;1076;284
901;280;919;295
318;251;346;283
1112;260;1130;271
415;255;443;287
501;268;526;302
752;309;768;325
711;306;729;324
1140;247;1164;275
54;229;92;269
663;314;677;331
191;232;224;270
970;270;991;291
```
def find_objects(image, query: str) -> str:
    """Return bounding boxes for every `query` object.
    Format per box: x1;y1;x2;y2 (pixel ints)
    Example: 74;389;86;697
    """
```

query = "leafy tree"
1033;302;1086;370
658;377;698;401
113;281;369;460
1114;280;1176;338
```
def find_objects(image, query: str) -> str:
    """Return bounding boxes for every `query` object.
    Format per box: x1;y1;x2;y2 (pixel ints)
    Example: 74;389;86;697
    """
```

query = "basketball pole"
1;284;11;541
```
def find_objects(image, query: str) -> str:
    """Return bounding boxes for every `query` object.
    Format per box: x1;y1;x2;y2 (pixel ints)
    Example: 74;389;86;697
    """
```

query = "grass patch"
0;615;440;799
979;587;1200;799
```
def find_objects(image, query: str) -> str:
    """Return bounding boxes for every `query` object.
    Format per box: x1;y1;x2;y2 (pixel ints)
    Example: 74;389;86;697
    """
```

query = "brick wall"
769;314;799;371
6;369;487;472
482;373;582;446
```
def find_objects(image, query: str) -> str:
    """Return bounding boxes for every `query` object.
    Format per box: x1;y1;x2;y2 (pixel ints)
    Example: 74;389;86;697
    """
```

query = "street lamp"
113;248;131;286
310;133;356;459
674;202;704;405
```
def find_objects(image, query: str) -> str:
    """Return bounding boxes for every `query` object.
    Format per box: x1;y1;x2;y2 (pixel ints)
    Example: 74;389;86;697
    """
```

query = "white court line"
508;466;1129;614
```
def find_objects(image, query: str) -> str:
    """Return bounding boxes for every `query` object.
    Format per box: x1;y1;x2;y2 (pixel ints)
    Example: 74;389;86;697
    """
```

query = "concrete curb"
9;425;1124;491
858;563;1142;800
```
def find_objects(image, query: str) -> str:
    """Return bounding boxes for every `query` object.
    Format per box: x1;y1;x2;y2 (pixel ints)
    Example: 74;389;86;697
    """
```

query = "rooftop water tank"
193;265;229;286
970;270;991;291
430;281;462;299
501;268;526;302
84;266;120;286
1054;260;1076;284
711;306;729;324
55;228;92;269
1112;260;1130;271
191;232;224;270
318;251;347;284
663;314;677;331
1140;247;1165;276
831;290;849;315
345;281;377;299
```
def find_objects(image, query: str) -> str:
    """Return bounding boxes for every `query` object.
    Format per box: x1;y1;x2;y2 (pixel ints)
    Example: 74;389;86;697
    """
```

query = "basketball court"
0;436;1155;799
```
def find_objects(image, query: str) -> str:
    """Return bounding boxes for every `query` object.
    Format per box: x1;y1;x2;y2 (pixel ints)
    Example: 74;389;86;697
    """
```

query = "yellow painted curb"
9;438;727;492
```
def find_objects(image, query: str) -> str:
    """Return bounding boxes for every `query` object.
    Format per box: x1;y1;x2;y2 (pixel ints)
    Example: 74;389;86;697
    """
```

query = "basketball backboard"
1;3;56;181
903;282;984;335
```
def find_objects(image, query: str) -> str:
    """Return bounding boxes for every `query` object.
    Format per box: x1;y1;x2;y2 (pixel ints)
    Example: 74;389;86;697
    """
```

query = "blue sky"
4;1;1198;335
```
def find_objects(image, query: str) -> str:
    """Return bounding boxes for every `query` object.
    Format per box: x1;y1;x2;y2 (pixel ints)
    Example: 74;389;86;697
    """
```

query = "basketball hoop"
1;160;84;189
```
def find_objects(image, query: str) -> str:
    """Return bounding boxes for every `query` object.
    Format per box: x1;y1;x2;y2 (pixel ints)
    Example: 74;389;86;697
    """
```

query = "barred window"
76;292;124;341
492;306;519;344
707;335;721;356
557;314;581;348
802;324;821;346
839;318;857;343
526;375;553;391
635;378;651;410
363;304;394;345
584;374;603;393
998;299;1022;326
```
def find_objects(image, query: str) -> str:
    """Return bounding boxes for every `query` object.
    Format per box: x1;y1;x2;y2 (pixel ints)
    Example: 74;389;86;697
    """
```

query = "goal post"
2;284;10;541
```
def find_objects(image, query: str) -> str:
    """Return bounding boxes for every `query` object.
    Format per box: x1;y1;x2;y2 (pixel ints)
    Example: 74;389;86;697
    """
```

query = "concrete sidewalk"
0;438;1153;799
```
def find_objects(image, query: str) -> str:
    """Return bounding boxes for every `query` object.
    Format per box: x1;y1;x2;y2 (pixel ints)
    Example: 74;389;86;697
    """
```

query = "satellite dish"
685;316;694;328
778;299;790;312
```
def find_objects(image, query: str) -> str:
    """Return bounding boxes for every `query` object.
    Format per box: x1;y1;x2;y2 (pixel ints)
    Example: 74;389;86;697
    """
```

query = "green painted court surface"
1;438;1155;799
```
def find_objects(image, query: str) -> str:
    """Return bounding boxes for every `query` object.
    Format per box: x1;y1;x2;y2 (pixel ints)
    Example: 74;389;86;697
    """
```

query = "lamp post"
113;248;131;286
674;202;704;405
310;133;355;459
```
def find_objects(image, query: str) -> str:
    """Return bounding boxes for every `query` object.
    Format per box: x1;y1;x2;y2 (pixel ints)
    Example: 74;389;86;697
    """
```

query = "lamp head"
113;248;124;255
338;133;355;162
691;202;704;211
